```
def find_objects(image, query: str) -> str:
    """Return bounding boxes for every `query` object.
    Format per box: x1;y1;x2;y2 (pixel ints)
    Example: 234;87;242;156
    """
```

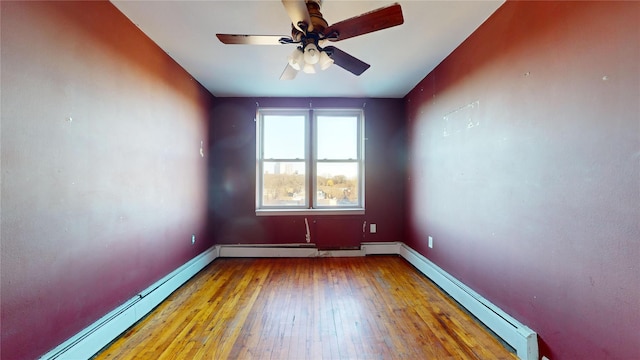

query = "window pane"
316;162;359;206
263;115;305;159
316;116;358;160
262;161;306;206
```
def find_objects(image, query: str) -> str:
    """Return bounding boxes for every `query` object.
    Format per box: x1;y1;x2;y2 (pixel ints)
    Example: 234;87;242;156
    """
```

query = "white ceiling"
111;0;504;98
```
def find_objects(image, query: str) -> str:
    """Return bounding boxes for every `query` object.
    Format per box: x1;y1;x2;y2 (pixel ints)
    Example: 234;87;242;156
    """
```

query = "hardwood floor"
94;256;517;359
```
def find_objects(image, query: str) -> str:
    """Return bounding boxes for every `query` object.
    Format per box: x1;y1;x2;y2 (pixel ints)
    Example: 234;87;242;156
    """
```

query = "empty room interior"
1;1;638;360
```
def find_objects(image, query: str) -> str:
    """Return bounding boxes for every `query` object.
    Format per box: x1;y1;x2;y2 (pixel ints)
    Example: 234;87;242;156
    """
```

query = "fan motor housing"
291;0;328;41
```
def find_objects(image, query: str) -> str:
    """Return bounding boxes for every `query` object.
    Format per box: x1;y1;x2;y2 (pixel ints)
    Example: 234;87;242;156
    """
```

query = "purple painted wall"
404;1;639;359
3;1;637;359
1;2;215;359
208;97;406;249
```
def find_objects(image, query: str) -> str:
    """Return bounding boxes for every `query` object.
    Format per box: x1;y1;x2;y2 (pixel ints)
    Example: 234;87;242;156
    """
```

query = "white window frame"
256;108;365;216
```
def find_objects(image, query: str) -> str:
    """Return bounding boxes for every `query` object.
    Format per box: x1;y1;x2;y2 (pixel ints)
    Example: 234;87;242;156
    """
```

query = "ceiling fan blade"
323;3;404;42
324;46;370;76
281;0;313;32
280;63;298;80
216;34;290;45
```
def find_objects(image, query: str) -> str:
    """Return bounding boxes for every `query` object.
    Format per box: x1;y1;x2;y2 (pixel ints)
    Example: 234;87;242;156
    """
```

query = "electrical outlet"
370;224;377;233
191;234;196;245
428;236;433;248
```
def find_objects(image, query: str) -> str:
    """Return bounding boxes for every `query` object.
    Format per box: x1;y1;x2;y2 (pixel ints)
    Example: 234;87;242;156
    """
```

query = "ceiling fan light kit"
303;43;320;64
303;62;317;74
216;0;404;79
318;51;334;70
288;41;334;74
288;49;305;70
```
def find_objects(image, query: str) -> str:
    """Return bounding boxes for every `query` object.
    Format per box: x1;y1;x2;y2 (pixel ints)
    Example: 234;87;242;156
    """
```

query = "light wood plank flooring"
94;256;517;359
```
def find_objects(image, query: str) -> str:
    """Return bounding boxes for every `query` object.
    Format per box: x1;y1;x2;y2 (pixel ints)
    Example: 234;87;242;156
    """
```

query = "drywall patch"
443;100;480;137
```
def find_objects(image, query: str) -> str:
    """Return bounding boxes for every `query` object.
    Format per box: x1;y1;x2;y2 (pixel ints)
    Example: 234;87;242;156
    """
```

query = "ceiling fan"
216;0;404;80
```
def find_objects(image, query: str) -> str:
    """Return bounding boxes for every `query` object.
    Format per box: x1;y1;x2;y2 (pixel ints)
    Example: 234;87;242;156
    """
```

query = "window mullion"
308;109;315;209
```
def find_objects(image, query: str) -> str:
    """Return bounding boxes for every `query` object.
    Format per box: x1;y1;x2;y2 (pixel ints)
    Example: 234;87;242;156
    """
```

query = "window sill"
256;208;365;216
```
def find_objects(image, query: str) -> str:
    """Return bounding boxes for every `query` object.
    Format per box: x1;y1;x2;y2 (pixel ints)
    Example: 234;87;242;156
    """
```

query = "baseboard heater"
40;242;537;360
218;243;365;258
396;243;538;360
39;246;220;360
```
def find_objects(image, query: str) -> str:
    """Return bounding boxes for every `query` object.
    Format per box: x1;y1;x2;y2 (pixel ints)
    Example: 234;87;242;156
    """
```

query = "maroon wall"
0;2;215;359
404;1;639;359
209;97;406;249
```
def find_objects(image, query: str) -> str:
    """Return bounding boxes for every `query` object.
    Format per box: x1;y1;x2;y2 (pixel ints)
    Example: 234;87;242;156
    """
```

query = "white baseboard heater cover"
39;246;220;360
40;242;537;360
398;244;538;360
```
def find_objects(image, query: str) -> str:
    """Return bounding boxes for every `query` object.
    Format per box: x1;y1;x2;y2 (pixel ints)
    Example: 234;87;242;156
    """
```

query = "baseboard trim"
218;244;318;257
39;246;219;360
217;243;366;258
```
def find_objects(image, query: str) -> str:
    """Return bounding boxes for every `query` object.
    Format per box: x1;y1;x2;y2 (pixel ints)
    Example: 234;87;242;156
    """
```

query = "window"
256;108;364;215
